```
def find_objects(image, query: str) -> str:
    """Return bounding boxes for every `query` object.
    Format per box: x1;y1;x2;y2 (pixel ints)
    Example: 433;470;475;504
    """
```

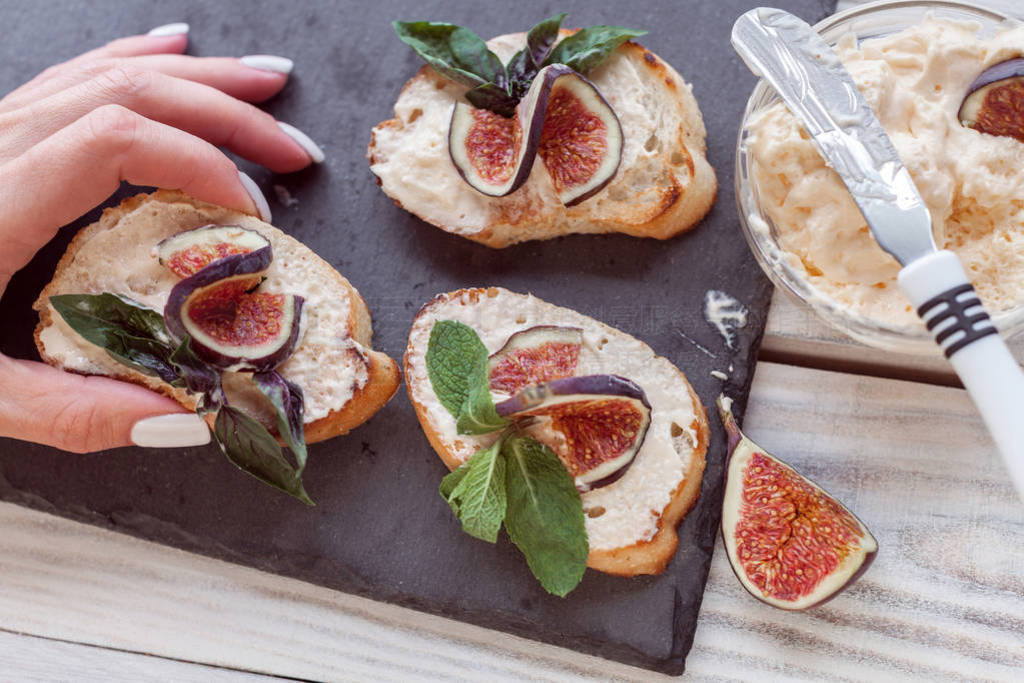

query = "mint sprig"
428;319;588;597
394;14;645;117
50;293;312;505
426;320;508;434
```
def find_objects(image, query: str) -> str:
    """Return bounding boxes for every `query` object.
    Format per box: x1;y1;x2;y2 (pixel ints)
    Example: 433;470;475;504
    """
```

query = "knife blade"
731;7;1024;499
731;7;937;266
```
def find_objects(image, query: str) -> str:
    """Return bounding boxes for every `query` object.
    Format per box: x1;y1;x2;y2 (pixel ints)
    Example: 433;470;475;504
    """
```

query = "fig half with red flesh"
488;325;583;394
717;396;878;610
164;251;304;372
960;58;1024;142
496;374;651;491
537;69;623;206
157;225;271;278
449;64;622;204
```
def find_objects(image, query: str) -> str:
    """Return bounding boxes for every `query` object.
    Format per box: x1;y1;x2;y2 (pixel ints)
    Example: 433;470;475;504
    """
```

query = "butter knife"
732;7;1024;499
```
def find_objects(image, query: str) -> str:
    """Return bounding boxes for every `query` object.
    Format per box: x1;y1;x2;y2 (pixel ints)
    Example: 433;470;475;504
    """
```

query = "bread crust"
404;288;709;576
368;34;717;248
33;190;400;443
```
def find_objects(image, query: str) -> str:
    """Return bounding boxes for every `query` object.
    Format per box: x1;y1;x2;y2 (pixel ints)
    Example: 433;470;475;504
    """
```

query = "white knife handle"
899;250;1024;499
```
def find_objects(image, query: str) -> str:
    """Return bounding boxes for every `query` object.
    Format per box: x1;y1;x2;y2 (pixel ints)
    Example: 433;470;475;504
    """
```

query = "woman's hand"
0;23;324;453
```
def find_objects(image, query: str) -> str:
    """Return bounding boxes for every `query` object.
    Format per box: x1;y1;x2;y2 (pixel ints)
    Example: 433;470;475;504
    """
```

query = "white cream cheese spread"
747;16;1024;328
406;288;703;552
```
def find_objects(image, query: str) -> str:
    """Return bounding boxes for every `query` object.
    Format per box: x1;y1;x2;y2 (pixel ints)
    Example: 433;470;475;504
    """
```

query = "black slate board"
0;0;831;674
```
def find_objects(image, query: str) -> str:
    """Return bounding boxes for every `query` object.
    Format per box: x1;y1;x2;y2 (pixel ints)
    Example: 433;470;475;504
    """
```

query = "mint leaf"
503;434;588;597
456;381;508;434
544;25;646;74
253;371;307;469
426;320;486;418
214;406;313;506
439;461;470;505
394;21;506;89
50;293;180;383
426;320;507;435
441;438;507;542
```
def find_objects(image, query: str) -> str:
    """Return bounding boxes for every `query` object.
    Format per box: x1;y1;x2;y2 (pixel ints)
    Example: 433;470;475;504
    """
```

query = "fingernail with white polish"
147;22;189;37
240;55;294;75
131;414;210;448
238;171;273;222
278;122;325;164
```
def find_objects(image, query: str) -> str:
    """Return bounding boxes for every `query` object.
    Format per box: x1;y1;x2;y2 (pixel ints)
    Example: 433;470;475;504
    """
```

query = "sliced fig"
164;251;304;371
157;225;271;278
448;64;564;197
488;325;583;394
537;69;623;206
717;396;877;611
960;57;1024;142
496;374;650;491
448;63;622;205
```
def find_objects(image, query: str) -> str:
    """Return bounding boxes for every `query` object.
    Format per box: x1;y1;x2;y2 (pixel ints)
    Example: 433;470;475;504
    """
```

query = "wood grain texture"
763;294;1024;386
0;630;268;682
0;362;1021;681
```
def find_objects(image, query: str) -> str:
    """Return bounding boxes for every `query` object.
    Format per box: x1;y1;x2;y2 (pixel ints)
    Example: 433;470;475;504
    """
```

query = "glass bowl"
735;0;1020;354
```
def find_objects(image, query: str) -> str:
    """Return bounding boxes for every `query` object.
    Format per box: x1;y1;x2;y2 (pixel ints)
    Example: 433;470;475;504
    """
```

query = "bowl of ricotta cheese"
736;0;1024;353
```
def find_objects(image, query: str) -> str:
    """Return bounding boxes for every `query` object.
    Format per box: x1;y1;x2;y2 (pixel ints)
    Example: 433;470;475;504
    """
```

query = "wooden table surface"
3;0;1023;680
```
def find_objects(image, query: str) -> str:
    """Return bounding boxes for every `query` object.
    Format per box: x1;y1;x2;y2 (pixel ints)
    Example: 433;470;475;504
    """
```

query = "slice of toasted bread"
34;190;400;443
369;32;717;248
404;288;709;576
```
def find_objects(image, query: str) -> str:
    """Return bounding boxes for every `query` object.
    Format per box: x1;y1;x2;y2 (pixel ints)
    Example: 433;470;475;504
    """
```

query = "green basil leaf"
441;438;507;543
425;320;489;419
526;13;567;66
50;293;179;384
456;381;508;435
544;25;646;74
503;434;588;597
213;406;313;506
465;82;518;118
253;370;307;469
393;21;506;89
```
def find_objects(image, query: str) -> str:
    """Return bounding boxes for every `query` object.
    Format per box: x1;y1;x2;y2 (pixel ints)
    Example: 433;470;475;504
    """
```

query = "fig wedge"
537;68;623;206
488;325;583;394
449;64;622;205
717;396;877;610
157;225;271;278
959;57;1024;142
496;374;650;490
164;251;304;372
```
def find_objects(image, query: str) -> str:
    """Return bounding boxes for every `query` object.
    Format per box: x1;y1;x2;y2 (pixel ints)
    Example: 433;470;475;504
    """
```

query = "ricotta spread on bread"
747;17;1024;328
406;288;705;552
37;194;373;424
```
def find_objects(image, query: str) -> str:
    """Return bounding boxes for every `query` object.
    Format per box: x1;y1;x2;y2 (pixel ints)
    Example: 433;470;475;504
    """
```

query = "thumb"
0;355;210;453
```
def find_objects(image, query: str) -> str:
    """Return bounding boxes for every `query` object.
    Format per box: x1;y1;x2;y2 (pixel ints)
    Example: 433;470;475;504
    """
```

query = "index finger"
0;28;189;113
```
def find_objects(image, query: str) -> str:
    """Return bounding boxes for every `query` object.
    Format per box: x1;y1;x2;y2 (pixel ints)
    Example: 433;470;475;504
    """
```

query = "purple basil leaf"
465;82;518;118
213;406;313;505
506;48;537;101
253;370;307;468
526;13;567;66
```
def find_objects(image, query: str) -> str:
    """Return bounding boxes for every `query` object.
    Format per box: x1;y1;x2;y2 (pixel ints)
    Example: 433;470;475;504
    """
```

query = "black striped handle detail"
918;283;997;358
